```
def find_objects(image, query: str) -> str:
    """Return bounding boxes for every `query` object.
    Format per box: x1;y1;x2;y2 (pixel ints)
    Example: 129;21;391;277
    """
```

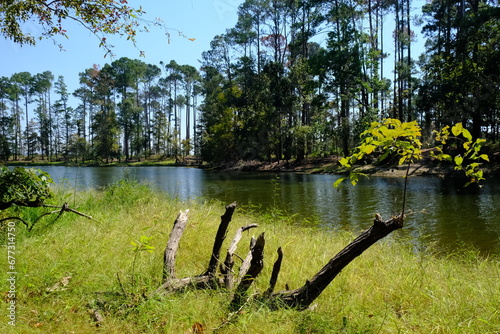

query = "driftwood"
154;202;404;312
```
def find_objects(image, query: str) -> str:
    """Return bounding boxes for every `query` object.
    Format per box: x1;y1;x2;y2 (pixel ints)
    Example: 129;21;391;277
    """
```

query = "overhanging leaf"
333;177;346;188
479;154;489;162
451;123;463;137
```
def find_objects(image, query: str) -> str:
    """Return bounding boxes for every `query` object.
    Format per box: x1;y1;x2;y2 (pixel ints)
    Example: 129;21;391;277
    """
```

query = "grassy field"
1;180;499;333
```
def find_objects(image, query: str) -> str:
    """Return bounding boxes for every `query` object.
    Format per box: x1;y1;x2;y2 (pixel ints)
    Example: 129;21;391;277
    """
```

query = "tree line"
1;0;498;165
0;59;200;163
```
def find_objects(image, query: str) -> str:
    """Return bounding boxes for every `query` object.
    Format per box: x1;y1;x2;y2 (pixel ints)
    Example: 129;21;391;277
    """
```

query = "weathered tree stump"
154;202;404;312
155;202;241;295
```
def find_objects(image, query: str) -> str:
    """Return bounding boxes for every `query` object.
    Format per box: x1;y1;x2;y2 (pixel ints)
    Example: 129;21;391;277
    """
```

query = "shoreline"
3;154;500;178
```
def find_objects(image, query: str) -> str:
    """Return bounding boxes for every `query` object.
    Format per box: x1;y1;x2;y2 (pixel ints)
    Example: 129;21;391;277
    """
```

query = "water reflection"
34;166;500;254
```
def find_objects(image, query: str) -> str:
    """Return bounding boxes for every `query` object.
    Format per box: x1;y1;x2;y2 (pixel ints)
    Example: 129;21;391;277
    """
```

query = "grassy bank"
1;181;499;333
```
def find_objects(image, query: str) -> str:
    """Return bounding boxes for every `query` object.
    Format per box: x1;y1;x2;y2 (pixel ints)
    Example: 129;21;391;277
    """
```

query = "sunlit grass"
1;180;499;333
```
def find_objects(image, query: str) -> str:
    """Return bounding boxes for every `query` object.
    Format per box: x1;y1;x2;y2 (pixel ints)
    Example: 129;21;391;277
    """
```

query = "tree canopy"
0;0;147;55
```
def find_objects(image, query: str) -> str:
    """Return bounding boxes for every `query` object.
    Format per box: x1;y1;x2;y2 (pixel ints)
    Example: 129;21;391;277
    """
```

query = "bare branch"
203;202;237;277
221;223;259;289
264;247;283;296
230;233;265;311
271;214;403;310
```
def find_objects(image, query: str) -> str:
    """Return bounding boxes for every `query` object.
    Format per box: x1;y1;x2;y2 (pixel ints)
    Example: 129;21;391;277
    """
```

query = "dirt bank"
220;153;500;178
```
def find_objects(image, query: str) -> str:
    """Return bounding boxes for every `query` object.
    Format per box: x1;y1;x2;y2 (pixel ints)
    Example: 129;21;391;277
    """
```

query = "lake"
33;165;500;255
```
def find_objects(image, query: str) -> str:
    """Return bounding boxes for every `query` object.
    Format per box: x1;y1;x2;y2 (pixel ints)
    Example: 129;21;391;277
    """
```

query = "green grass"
1;180;499;333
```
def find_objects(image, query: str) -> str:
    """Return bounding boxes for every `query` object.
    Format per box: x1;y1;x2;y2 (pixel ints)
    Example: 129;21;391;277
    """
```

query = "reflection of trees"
433;178;499;253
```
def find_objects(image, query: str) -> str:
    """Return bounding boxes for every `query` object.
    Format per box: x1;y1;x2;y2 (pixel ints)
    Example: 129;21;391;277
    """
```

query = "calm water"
35;166;500;255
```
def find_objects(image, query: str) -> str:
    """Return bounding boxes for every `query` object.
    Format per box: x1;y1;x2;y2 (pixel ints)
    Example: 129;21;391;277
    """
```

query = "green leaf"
333;177;346;188
479;154;489;162
339;157;351;168
451;123;463;137
454;155;463;166
361;144;376;154
440;154;452;162
462;129;472;141
468;162;480;169
349;173;359;186
398;155;408;166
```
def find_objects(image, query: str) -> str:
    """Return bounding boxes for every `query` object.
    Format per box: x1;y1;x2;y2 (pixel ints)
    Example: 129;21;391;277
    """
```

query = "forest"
0;0;499;165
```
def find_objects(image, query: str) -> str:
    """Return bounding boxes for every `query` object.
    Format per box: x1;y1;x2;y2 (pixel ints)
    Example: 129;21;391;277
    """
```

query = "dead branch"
264;247;283;296
236;239;255;285
203;202;237;277
155;275;213;296
0;217;30;229
43;203;93;220
163;209;189;281
230;232;265;311
221;223;259;290
270;213;404;310
1;202;93;232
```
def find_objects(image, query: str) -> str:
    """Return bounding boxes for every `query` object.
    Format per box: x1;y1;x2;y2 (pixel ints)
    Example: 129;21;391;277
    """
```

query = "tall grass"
1;180;499;333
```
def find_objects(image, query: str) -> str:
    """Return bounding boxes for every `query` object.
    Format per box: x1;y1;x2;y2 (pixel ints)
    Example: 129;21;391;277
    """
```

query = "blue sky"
0;0;427;105
0;0;244;96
